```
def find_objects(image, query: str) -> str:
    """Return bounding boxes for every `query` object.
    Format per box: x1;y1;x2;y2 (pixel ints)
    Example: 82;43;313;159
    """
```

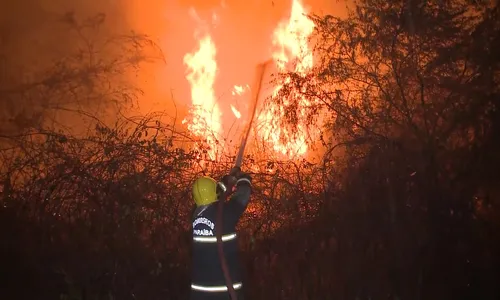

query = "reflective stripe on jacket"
193;233;237;243
191;282;243;292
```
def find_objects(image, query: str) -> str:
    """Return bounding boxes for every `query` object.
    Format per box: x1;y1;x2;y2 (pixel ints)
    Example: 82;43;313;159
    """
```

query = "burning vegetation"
1;0;500;299
181;0;320;161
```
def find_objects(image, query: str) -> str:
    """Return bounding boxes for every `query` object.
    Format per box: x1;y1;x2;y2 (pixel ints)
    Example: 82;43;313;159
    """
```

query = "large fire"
182;33;221;159
259;0;316;157
180;0;318;160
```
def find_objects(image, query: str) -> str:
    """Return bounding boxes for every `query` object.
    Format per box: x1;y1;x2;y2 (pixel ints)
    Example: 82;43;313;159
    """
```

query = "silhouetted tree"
269;0;500;298
0;12;163;137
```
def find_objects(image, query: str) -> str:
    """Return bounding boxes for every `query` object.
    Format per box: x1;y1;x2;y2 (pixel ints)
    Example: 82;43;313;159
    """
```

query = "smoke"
125;0;349;116
1;0;128;71
0;0;349;136
0;0;136;135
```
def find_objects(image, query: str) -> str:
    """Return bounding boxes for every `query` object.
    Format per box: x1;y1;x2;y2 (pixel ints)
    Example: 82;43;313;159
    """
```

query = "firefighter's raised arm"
222;170;252;225
231;172;252;208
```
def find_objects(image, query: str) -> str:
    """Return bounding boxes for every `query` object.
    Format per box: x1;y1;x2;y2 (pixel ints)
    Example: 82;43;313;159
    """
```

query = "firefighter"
190;168;252;300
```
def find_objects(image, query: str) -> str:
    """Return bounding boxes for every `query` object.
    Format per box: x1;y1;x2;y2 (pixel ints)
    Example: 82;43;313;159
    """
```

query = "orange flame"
182;0;318;161
230;84;248;120
182;26;221;159
230;105;241;119
257;0;316;157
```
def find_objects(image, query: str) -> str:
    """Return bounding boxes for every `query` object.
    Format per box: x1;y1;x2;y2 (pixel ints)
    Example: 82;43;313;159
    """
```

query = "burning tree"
269;0;500;298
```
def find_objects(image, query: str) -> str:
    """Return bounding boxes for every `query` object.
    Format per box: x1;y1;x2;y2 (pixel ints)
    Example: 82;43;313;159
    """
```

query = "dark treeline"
1;0;499;299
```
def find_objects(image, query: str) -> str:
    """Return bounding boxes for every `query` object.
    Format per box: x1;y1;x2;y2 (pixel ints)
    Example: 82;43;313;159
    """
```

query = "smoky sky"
1;0;349;131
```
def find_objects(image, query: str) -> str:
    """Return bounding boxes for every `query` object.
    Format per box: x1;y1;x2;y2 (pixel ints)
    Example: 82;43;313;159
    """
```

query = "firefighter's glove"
229;166;242;178
235;172;252;188
221;174;237;189
221;167;243;187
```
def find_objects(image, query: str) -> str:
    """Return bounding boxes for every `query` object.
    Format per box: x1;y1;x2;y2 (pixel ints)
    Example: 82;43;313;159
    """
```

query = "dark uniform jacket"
190;177;252;300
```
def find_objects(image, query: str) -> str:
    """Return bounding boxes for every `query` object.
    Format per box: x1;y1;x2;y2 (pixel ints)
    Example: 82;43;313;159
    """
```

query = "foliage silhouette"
0;12;164;136
1;3;500;300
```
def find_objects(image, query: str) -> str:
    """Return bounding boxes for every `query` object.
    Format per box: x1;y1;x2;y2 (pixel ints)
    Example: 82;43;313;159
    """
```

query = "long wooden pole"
215;60;271;300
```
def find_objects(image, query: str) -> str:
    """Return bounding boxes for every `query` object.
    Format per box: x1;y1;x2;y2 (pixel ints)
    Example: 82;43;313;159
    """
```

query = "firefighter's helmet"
192;176;218;206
